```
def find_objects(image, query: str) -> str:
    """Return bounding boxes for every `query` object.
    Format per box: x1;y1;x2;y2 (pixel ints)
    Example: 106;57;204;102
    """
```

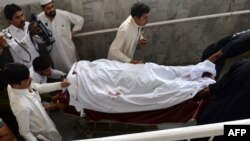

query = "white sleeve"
30;70;43;84
31;82;62;94
6;34;30;53
65;11;84;32
107;29;131;63
16;108;38;141
48;69;66;79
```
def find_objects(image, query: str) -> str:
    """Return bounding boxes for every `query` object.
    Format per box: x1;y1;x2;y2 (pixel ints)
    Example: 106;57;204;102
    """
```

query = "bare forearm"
207;50;223;63
43;104;57;111
43;103;66;111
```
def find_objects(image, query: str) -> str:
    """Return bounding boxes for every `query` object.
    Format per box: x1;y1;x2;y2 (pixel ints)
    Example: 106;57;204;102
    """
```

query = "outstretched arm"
207;50;223;63
32;80;70;94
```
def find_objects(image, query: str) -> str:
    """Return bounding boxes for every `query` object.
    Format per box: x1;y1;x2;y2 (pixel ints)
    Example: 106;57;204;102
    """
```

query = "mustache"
46;11;56;17
49;10;56;14
20;21;25;25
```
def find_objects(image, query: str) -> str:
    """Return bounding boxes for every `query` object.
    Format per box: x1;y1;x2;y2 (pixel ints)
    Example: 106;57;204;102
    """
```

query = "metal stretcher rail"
76;118;250;141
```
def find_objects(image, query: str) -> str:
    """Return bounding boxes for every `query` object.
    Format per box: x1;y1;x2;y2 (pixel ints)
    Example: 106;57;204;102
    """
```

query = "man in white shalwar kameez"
108;2;150;64
3;63;70;141
3;4;41;68
38;0;84;73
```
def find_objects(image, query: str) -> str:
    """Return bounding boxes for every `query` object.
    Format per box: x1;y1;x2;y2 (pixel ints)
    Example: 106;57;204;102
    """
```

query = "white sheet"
67;59;216;114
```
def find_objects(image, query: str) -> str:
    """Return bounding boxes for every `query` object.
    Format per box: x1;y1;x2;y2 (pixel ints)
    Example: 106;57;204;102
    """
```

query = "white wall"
0;0;38;7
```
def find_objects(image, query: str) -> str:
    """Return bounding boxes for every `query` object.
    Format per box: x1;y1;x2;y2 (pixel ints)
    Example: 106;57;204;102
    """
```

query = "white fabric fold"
67;59;216;113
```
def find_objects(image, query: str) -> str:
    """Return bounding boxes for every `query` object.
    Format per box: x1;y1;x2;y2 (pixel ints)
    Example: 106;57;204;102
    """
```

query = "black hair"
2;63;30;85
0;70;7;90
4;4;22;20
131;2;150;18
33;56;51;72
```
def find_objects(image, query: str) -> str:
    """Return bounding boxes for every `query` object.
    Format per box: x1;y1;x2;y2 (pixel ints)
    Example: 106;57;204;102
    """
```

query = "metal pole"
75;10;250;37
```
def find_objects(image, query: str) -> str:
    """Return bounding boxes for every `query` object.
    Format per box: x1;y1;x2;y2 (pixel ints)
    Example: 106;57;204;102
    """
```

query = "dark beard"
16;20;25;29
46;11;56;18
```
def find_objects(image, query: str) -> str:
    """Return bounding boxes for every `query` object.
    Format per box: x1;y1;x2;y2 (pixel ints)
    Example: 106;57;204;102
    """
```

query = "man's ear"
8;20;13;25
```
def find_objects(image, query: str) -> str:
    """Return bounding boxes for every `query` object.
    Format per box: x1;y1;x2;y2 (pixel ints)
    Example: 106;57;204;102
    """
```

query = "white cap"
39;0;52;5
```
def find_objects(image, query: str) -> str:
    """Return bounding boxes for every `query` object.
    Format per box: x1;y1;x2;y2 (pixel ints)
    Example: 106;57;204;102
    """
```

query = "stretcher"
59;91;209;125
61;59;216;127
83;99;208;124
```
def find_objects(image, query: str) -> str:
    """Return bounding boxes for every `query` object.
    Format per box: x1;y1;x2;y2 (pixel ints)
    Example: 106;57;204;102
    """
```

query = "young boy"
30;56;66;84
107;2;150;64
3;63;70;141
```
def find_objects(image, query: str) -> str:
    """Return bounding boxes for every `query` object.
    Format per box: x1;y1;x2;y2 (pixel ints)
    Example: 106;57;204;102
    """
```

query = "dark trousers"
199;59;250;124
195;59;250;141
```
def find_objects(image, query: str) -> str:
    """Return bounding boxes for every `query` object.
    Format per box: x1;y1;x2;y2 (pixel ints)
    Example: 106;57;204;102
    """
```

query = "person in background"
3;4;42;68
201;29;250;79
107;2;150;64
38;0;84;73
3;63;70;141
192;58;250;141
30;56;66;84
30;56;66;111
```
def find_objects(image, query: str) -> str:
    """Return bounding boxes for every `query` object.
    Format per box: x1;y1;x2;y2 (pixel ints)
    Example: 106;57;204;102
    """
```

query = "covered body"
67;59;216;114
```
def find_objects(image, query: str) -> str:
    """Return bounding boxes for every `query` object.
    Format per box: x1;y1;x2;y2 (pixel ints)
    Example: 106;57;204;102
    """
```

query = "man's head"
3;63;31;89
4;4;25;29
131;2;150;26
0;35;8;49
33;56;52;76
40;0;56;18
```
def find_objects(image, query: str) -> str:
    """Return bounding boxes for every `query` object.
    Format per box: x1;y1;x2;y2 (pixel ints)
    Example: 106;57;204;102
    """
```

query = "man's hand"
51;94;59;103
0;35;8;49
130;60;144;64
138;36;149;46
43;103;67;111
0;122;16;141
197;87;212;98
61;79;70;88
29;22;42;36
53;103;67;110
